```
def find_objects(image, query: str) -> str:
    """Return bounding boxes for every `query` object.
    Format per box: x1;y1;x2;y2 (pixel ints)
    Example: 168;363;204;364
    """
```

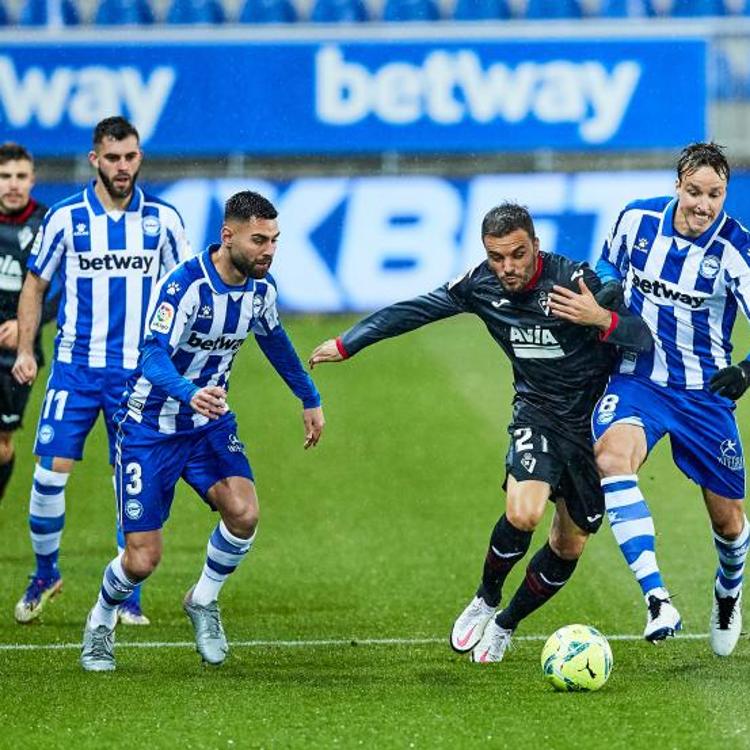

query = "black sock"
496;542;578;630
0;455;14;502
476;514;532;607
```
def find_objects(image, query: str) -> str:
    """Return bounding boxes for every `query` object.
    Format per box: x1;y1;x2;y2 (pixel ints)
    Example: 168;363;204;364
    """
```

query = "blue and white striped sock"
603;474;666;597
113;475;142;607
29;465;69;580
191;521;255;606
89;555;137;630
714;517;749;599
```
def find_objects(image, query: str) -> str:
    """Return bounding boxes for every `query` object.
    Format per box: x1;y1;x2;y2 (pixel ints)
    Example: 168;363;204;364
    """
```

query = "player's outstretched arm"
12;271;49;384
303;406;325;449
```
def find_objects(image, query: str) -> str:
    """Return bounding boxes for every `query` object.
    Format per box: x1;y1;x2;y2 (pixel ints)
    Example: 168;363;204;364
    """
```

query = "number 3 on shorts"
125;462;143;495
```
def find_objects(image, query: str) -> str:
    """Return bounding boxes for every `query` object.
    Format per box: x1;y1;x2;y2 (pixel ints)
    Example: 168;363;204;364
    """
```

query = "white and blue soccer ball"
541;624;613;692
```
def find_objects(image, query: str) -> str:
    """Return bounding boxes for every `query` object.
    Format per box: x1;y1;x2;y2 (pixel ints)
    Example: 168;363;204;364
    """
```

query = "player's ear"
532;236;540;254
87;150;98;169
220;224;233;245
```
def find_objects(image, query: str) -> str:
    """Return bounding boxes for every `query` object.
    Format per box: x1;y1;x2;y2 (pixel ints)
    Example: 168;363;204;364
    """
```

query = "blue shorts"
591;374;745;500
115;413;254;533
33;360;132;464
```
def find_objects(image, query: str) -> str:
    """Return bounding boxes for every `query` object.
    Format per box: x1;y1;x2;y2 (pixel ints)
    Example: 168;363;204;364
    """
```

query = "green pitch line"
0;632;711;651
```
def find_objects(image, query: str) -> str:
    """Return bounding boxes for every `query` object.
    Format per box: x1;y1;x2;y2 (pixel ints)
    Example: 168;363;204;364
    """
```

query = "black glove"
708;360;750;400
594;280;624;310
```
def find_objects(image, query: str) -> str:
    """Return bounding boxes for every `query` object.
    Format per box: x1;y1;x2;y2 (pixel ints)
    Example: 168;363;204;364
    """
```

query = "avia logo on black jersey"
509;326;564;359
631;272;704;309
187;331;243;353
79;254;154;273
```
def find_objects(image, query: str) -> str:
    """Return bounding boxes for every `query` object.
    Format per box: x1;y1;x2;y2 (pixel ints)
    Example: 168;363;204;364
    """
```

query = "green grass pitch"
1;315;749;750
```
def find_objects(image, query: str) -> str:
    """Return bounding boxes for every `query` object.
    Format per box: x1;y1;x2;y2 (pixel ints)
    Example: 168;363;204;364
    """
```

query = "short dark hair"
677;142;730;183
93;116;140;147
224;191;278;222
0;142;33;166
481;202;535;240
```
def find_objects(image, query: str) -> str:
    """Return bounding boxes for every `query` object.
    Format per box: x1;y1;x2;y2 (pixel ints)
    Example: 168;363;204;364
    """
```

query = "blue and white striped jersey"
124;245;320;435
29;181;190;369
598;196;750;389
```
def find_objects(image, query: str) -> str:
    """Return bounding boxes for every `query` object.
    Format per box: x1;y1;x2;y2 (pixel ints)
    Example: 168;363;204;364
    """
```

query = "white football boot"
710;589;742;657
471;618;513;663
644;591;682;643
450;595;495;653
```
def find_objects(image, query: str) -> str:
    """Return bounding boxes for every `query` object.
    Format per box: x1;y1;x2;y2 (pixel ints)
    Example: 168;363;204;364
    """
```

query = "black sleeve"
340;284;467;357
581;264;652;353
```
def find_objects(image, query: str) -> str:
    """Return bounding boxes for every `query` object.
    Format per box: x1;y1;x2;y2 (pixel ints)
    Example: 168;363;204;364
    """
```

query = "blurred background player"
309;203;652;664
79;190;324;672
12;116;191;627
0;143;57;504
594;142;750;656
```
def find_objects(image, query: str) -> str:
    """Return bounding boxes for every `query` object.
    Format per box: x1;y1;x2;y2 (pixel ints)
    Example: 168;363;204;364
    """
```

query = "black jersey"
0;199;56;369
340;252;652;436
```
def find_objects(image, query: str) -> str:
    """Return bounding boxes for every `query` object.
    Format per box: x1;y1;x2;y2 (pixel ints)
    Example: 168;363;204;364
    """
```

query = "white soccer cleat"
470;618;513;663
644;593;682;643
710;589;742;657
450;595;495;653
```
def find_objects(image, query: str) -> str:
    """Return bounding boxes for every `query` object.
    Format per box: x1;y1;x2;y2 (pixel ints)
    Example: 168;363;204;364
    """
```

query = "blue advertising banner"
33;170;750;313
0;36;706;155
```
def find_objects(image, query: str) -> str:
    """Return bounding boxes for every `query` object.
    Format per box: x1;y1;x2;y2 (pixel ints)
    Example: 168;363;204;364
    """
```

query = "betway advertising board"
35;170;750;313
0;36;705;155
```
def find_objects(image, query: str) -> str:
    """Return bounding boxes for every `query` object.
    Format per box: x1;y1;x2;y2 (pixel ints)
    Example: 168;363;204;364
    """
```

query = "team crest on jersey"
537;291;551;316
73;222;89;237
142;216;161;237
699;256;721;280
151;301;175;334
717;439;744;471
520;453;537;473
197;304;213;320
37;424;55;444
124;499;144;520
227;434;245;454
17;226;33;249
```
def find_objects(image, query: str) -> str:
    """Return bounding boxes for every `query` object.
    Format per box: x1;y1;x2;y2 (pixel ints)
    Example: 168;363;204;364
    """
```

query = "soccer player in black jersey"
309;203;652;664
0;143;55;503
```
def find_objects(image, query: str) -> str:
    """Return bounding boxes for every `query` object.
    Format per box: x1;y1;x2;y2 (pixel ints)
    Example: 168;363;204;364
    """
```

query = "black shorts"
0;368;31;433
504;420;604;534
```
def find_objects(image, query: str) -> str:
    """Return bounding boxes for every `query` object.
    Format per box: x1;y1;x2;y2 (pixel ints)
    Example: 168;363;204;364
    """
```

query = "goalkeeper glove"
708;360;750;400
595;281;624;310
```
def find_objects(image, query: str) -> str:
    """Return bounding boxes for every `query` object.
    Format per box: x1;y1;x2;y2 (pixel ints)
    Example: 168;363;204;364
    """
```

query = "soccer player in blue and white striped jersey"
11;117;190;626
80;190;324;671
592;143;750;655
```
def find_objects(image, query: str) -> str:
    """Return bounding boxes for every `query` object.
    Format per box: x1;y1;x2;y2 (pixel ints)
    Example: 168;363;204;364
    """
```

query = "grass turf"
0;314;749;750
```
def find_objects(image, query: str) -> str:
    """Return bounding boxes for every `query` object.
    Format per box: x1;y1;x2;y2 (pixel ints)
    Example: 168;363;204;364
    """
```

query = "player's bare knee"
712;506;745;540
505;504;543;532
549;530;587;560
0;433;14;464
123;538;162;580
224;504;258;539
593;439;629;478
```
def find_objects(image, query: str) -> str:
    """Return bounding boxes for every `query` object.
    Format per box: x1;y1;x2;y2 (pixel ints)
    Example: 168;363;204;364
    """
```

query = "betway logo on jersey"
186;331;243;353
316;46;641;144
631;272;704;309
510;326;564;359
0;57;174;142
78;254;154;273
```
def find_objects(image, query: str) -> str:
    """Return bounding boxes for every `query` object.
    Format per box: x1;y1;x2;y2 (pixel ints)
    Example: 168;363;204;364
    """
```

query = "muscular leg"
495;499;587;631
190;476;259;606
595;424;681;641
88;530;163;630
477;476;549;607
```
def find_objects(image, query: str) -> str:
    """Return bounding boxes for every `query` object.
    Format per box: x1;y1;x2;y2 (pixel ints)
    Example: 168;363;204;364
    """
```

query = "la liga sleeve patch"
151;301;175;334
